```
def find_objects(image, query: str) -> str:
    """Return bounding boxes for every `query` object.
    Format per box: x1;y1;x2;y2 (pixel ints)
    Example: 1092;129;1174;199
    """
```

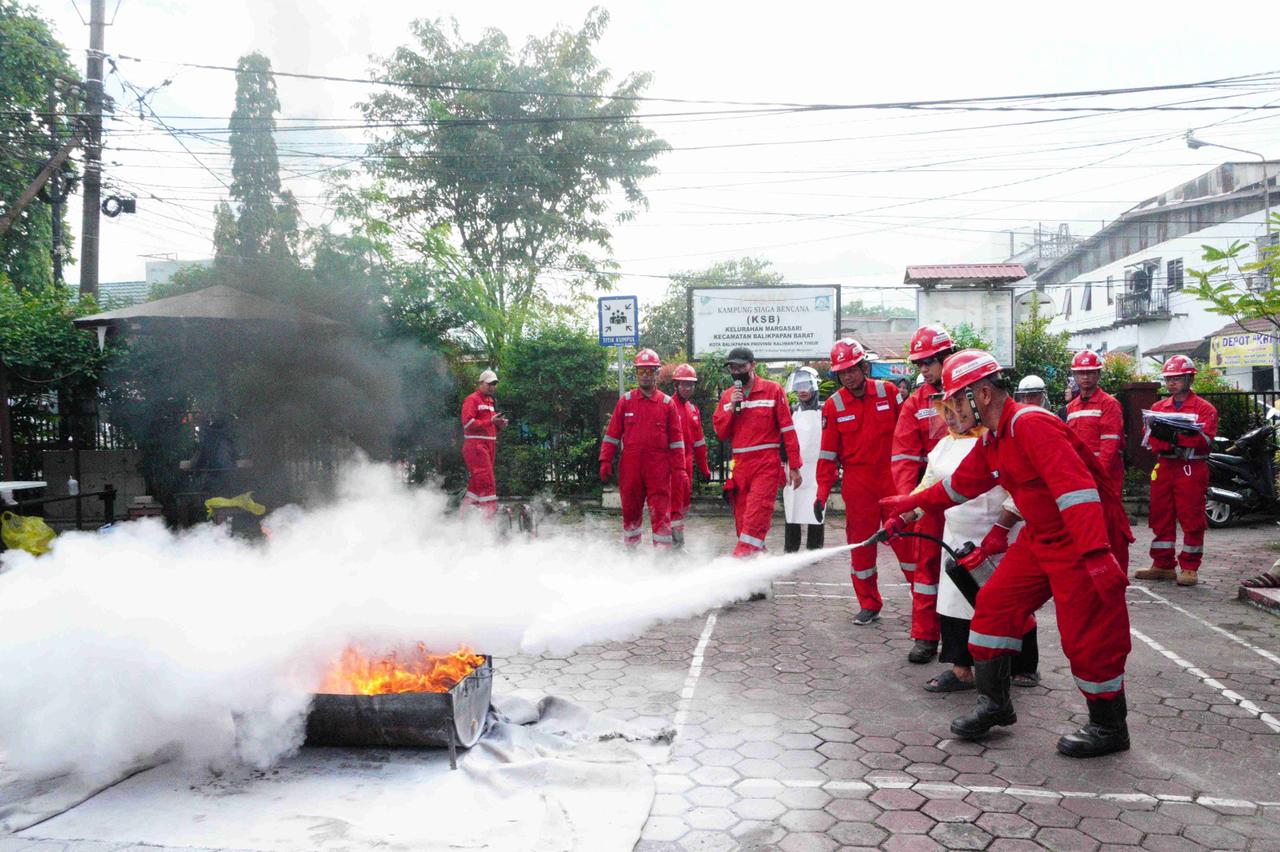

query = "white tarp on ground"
9;693;663;852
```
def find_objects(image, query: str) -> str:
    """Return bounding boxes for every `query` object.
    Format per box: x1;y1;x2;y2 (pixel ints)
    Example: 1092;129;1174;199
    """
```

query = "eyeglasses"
915;356;944;368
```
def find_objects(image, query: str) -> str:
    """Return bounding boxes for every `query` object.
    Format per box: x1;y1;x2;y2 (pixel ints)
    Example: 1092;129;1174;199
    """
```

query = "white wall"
1045;210;1270;367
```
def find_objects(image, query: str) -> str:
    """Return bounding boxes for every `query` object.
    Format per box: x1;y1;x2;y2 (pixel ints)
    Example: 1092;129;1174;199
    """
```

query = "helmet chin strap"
964;387;982;424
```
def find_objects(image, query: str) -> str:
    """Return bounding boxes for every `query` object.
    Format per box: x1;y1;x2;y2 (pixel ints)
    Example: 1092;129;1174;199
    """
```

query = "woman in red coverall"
459;369;507;517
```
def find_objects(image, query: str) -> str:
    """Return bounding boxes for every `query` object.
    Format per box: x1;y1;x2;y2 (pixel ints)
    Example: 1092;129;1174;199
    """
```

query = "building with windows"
1037;162;1277;388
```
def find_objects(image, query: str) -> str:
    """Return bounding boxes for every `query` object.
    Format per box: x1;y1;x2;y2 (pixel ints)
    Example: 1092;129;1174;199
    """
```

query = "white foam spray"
0;460;849;783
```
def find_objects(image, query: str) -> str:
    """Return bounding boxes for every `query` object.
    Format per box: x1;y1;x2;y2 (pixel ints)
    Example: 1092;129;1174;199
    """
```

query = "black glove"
813;500;825;523
1149;419;1177;443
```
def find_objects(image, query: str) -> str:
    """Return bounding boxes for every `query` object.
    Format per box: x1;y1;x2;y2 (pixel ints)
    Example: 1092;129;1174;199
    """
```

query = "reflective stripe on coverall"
600;390;687;547
910;402;1132;701
1066;388;1132;571
815;379;903;612
460;390;499;517
712;378;802;556
670;398;710;537
1147;393;1218;572
891;382;948;639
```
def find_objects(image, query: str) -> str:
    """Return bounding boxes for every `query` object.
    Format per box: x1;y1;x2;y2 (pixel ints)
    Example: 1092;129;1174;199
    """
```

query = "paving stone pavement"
3;513;1278;851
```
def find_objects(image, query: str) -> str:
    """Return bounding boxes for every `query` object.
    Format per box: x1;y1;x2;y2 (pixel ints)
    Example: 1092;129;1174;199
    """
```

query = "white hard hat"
914;374;924;387
1016;374;1046;393
478;369;499;384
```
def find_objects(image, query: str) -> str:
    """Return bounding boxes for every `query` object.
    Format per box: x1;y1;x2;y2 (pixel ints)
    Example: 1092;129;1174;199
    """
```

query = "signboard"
1211;330;1277;368
870;360;913;380
597;296;639;347
917;288;1015;367
688;285;840;361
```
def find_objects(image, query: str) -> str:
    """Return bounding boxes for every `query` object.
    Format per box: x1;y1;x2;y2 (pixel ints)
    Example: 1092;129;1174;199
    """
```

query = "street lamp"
1186;130;1276;388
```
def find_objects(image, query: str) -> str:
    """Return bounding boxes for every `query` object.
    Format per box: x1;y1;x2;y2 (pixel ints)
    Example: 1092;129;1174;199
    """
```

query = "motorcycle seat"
1209;452;1248;465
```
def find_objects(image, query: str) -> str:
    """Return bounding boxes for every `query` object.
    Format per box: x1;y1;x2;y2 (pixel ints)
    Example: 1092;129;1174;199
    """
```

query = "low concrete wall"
40;449;148;525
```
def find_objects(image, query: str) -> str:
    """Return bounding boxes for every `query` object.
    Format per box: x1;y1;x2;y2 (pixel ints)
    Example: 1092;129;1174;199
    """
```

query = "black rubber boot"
907;639;938;664
950;657;1016;739
783;523;801;553
1057;694;1130;758
806;523;825;550
672;527;685;549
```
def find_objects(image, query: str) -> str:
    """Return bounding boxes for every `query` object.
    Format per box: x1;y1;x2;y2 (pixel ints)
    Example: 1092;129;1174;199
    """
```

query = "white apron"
783;408;821;524
927;435;1022;620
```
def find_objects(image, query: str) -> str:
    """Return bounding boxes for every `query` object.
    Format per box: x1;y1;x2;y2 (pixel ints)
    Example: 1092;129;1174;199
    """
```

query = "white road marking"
655;773;1279;811
1133;583;1280;668
1130;627;1280;734
671;610;718;737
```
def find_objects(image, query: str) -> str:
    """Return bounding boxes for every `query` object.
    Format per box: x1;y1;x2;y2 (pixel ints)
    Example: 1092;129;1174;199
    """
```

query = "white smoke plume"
0;460;844;784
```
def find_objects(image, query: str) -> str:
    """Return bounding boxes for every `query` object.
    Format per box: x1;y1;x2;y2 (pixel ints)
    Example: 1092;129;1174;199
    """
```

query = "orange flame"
319;644;485;695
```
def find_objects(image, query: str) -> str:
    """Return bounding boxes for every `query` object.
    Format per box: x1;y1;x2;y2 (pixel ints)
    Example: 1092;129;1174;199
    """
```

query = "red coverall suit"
891;382;948;640
816;379;903;612
713;378;802;557
1066;388;1133;571
909;402;1132;701
600;389;687;547
460;390;499;516
670;399;711;540
1147;393;1218;573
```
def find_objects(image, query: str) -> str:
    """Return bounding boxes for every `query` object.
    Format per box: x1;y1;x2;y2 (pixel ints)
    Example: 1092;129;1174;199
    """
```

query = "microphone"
733;379;743;412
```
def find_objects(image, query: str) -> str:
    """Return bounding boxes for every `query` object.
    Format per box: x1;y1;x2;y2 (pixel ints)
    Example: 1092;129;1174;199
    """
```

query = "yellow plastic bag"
1;512;57;556
204;491;266;520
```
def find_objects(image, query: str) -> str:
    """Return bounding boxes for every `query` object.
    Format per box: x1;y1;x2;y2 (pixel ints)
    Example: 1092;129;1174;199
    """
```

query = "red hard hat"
1071;349;1103;371
829;338;868;372
673;363;698;382
1161;354;1197;378
940;349;1004;400
908;325;954;362
634;348;662;368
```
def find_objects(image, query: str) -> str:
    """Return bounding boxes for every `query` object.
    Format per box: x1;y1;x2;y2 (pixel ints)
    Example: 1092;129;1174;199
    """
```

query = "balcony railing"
1116;287;1171;323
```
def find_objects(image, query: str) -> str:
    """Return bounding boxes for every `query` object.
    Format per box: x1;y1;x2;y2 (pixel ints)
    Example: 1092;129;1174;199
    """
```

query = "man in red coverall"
813;338;903;626
671;364;712;549
1138;355;1218;586
1066;349;1132;571
712;346;803;558
599;349;688;549
891;325;955;660
459;369;508;517
881;349;1133;758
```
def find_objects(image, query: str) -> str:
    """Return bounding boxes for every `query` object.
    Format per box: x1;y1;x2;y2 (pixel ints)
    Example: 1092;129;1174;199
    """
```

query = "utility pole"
46;91;66;285
78;0;106;300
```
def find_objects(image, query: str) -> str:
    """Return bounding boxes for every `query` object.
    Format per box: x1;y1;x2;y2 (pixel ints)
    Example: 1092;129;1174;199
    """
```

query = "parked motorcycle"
1206;418;1279;527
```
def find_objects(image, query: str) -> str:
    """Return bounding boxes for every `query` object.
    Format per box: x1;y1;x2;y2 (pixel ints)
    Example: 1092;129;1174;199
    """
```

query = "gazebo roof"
74;285;340;328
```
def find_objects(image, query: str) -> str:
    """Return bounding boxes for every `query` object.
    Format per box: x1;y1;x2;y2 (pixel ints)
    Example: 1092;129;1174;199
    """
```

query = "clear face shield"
933;391;983;437
787;367;820;409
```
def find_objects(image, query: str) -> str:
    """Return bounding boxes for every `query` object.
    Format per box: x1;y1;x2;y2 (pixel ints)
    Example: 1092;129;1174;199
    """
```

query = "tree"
1012;298;1072;405
360;9;668;363
841;298;913;319
0;1;79;291
642;257;784;359
1187;213;1280;335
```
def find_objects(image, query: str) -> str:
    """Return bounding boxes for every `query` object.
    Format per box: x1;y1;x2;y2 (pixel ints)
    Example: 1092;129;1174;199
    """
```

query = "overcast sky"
34;0;1280;313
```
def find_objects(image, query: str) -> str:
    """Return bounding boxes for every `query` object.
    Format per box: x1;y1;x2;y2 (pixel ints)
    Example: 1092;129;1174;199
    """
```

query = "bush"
1101;351;1147;392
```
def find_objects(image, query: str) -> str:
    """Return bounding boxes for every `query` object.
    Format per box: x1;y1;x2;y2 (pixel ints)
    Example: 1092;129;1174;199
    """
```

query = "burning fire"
319;644;485;695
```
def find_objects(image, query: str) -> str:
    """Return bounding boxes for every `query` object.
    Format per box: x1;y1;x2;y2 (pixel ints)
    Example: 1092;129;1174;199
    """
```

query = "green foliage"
1012;298;1072;405
1191;362;1235;394
1100;351;1147;391
360;9;668;363
0;278;106;385
841;297;913;318
0;1;79;290
950;323;994;352
642;257;783;359
1187;213;1280;333
493;323;610;494
227;52;290;266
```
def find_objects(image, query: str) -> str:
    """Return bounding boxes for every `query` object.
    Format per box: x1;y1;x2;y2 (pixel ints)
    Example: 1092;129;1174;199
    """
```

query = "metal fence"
1195;390;1280;443
3;392;136;481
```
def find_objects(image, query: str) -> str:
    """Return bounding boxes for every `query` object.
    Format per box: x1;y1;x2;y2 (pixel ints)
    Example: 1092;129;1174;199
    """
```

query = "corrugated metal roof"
904;263;1027;282
74;285;340;327
849;330;909;360
1144;338;1209;357
1207;318;1279;338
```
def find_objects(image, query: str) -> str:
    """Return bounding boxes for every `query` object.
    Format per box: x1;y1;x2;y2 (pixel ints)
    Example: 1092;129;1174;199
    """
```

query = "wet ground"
3;513;1279;851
